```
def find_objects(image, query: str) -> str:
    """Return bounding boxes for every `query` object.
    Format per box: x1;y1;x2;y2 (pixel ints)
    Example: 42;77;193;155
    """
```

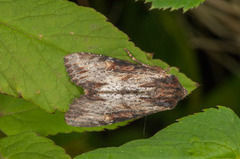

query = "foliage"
138;0;205;11
76;107;240;159
1;0;237;159
0;0;196;132
0;132;71;159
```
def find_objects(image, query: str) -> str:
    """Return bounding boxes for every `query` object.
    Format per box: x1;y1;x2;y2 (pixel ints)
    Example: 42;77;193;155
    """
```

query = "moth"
64;49;187;127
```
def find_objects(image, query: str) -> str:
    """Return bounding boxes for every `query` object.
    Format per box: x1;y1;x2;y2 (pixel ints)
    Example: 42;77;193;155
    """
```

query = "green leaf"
0;132;70;159
0;0;196;113
0;93;128;136
75;106;240;159
139;0;205;11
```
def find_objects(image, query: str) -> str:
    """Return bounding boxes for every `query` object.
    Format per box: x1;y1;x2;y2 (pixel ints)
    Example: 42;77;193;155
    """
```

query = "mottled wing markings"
64;52;187;127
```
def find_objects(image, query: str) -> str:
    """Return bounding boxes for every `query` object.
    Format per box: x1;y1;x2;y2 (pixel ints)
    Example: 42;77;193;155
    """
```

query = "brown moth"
64;49;187;127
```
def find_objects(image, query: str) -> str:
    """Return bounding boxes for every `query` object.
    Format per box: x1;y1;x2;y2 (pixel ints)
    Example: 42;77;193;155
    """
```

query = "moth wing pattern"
64;52;167;90
64;52;187;127
65;94;172;127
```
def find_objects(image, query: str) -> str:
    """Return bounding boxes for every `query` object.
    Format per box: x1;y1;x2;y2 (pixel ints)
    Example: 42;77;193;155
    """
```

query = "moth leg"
124;48;149;67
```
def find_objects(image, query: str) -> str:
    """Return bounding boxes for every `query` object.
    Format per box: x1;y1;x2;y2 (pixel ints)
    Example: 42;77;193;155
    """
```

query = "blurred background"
51;0;240;157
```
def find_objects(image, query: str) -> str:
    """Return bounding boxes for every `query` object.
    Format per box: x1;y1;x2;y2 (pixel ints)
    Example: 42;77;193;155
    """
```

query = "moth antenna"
124;48;149;67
